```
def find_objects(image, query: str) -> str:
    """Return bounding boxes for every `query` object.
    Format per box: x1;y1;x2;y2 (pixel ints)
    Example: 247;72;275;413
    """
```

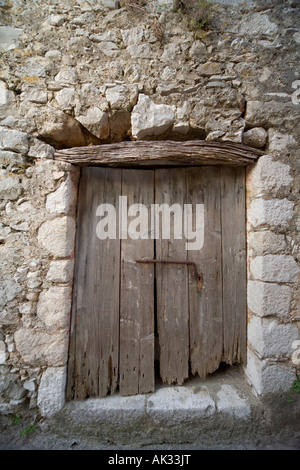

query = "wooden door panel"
187;167;223;378
67;167;121;399
155;169;190;385
221;167;247;365
119;169;155;395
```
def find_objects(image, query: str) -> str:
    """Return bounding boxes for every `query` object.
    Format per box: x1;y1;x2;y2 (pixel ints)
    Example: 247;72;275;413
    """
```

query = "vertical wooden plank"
119;169;155;396
68;167;121;399
221;167;247;365
155;168;189;385
187;167;223;378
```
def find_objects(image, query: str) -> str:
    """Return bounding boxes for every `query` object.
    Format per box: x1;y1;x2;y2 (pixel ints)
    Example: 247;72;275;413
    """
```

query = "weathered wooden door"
67;166;246;399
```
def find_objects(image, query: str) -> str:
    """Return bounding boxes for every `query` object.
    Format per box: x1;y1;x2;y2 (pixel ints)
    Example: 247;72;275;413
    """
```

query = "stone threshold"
46;365;277;448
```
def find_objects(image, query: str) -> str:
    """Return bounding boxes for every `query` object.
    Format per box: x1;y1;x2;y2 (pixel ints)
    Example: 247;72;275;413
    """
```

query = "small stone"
0;81;17;118
239;13;278;36
46;260;74;283
267;129;297;152
37;286;71;328
45;50;62;60
161;43;180;63
0;126;29;154
99;41;121;58
24;379;36;392
197;62;222;77
126;44;152;59
28;139;55;160
37;216;76;257
0;26;23;52
0;150;25;169
37;367;66;417
189;40;206;59
46;175;78;215
14;328;68;366
18;302;34;315
121;27;144;46
48;15;65;27
54;68;78;86
0;340;8;364
242;127;267;148
55;88;76;112
0;170;21;201
216;385;250;420
21;86;48;104
90;31;118;43
76;107;109;139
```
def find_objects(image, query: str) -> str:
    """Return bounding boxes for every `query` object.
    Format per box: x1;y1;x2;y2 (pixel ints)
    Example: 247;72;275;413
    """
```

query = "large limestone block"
131;94;175;139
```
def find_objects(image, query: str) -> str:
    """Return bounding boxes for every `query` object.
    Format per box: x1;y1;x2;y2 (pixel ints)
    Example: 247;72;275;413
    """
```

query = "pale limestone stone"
90;31;118;42
48;15;65;27
248;231;287;255
0;170;22;201
126;44;152;59
14;328;68;366
247;155;292;195
0;150;25;169
54;67;78;86
0;26;23;52
239;13;278;36
100;41;121;58
247;198;294;228
161;43;181;63
46;260;74;283
105;85;133;110
250;255;299;283
246;350;297;395
0;340;8;364
216;385;251;420
24;379;36;392
37;367;66;417
37;286;71;328
18;302;35;315
76;107;109;139
99;0;116;8
45;49;62;60
0;81;17;118
267;129;297;152
131;94;175;139
21;86;48;104
248;280;292;318
37;216;76;257
248;316;299;358
146;386;215;424
46;175;78;215
189;40;207;59
28;138;55;160
0;126;29;154
121;27;144;46
55;88;76;112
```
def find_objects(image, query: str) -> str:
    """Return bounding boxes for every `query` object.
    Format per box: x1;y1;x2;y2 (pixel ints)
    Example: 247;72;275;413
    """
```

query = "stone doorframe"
36;142;299;417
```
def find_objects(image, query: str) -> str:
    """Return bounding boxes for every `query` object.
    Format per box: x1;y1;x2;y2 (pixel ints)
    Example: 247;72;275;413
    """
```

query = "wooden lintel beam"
54;140;264;167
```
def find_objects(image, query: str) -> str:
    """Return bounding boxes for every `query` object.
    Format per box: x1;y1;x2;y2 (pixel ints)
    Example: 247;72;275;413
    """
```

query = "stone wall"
0;0;299;418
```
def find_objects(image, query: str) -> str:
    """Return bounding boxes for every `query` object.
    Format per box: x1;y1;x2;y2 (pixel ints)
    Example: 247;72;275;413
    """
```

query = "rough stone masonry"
0;0;299;440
